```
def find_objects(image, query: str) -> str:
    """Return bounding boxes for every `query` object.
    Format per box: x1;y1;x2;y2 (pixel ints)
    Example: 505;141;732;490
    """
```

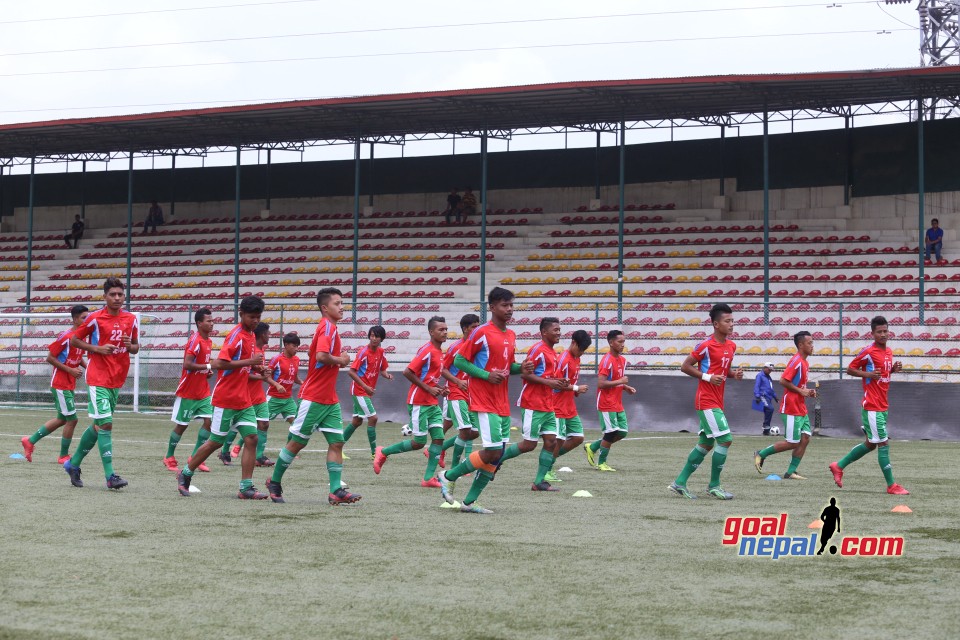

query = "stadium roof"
2;66;960;160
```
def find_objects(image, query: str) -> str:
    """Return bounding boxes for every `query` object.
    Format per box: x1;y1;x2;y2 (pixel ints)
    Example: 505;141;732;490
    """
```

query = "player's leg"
501;408;541;463
165;397;193;471
188;409;213;472
268;401;319;501
670;412;718;498
64;385;110;487
439;412;502;512
86;387;124;488
868;412;907;493
253;401;272;466
830;409;880;487
447;401;474;467
59;418;78;463
533;418;560;490
375;404;424;473
23;389;72;462
318;404;360;504
180;406;232;493
422;410;445;485
343;396;366;443
234;411;266;499
595;412;627;470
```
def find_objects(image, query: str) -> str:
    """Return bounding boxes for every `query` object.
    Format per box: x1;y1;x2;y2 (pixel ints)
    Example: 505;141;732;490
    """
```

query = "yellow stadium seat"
893;348;905;356
903;364;916;370
748;346;762;354
765;347;779;355
677;331;690;339
940;364;954;371
574;289;586;296
528;277;542;284
668;251;681;258
544;277;556;284
818;347;833;355
909;348;924;356
675;276;689;283
660;331;675;338
920;364;934;370
598;252;611;259
529;254;540;261
557;277;570;284
679;289;692;296
664;347;678;354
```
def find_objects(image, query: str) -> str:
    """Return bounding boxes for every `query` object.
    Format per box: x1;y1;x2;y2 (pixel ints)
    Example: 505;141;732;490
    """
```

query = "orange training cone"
891;505;913;513
808;520;823;529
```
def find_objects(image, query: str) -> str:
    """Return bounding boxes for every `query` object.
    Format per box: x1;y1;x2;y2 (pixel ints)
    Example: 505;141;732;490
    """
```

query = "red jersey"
247;345;267;405
779;353;810;416
299;318;342;405
48;329;84;391
350;345;388;397
73;307;139;389
460;322;517;417
553;349;582;419
174;333;213;400
691;337;737;411
268;353;300;399
849;343;894;412
517;340;560;413
443;339;469;402
407;342;444;406
596;352;627;412
211;324;255;410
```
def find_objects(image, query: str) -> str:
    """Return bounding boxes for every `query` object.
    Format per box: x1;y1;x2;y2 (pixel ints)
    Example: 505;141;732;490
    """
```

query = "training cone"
572;490;593;498
440;501;461;509
188;485;201;493
765;474;782;481
808;520;823;529
891;505;913;513
558;466;573;473
9;453;25;460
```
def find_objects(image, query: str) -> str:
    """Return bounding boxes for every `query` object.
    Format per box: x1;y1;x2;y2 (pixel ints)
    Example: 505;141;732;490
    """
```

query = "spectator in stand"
925;218;944;265
144;201;164;234
64;215;84;249
460;187;477;222
444;188;462;224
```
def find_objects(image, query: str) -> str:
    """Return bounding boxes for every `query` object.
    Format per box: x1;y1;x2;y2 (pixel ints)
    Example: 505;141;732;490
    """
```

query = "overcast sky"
0;0;928;170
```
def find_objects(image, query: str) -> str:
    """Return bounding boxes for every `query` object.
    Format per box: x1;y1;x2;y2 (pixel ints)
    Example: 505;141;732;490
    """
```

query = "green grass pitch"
1;408;958;640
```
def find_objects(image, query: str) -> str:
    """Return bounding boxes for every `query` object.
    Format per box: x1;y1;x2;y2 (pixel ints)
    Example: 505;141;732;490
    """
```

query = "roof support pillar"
719;125;726;197
616;118;626;322
264;149;271;211
126;152;134;311
352;137;361;322
368;142;375;208
917;98;926;324
762;109;770;323
843;116;852;206
26;157;35;310
80;160;87;220
480;131;489;320
594;130;602;201
233;147;241;319
170;154;177;219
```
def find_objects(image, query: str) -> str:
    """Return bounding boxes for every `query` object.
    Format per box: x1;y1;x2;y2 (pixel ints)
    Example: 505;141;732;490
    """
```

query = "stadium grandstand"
1;66;959;419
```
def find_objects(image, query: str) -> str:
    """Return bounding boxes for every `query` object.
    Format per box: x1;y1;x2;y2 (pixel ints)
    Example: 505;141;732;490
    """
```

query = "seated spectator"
144;201;164;234
925;218;944;265
460;187;477;221
64;215;84;249
444;187;462;224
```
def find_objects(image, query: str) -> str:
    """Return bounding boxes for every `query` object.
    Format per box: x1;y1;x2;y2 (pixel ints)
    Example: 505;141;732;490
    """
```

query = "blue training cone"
765;474;782;481
9;453;25;460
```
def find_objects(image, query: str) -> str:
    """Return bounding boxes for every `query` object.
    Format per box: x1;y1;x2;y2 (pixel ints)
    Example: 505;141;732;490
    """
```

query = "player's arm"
214;347;263;371
521;358;569;390
46;352;82;379
347;368;374;395
453;353;497;383
317;350;350;367
845;357;879;380
440;368;465;389
70;328;114;356
182;352;209;373
779;374;815;397
681;354;724;386
403;367;443;398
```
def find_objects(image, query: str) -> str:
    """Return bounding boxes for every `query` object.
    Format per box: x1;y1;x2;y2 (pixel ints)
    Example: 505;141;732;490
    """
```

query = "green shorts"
443;398;475;432
87;386;120;427
520;408;558;441
289;400;344;444
781;414;812;443
697;408;731;439
268;397;299;421
408;404;443;439
209;406;258;443
252;401;270;422
171;396;213;425
557;415;583;440
861;410;889;444
353;395;376;418
475;412;511;449
599;410;628;433
51;388;77;421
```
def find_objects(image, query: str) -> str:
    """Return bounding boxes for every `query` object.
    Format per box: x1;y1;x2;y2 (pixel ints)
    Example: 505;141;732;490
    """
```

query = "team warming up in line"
19;278;911;513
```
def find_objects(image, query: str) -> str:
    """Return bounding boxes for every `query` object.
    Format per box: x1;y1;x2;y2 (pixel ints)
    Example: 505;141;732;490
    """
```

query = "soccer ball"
770;426;781;436
400;423;413;436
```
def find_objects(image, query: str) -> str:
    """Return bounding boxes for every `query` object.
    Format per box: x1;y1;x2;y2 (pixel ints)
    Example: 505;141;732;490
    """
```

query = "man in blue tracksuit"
754;362;778;435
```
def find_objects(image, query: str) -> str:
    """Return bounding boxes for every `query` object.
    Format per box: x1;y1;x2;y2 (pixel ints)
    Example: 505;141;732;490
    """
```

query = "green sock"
441;436;457;451
366;426;377;454
499;443;522;463
877;446;895;486
451;437;466;468
555;442;571;457
28;426;52;445
327;461;343;493
786;455;802;475
444;453;478;482
597;444;610;465
463;439;473;458
239;478;253;491
182;465;194;477
192;428;210;456
838;443;871;469
272;448;295;482
343;423;358;442
166;431;181;458
423;442;442;481
97;429;115;479
221;430;238;455
708;445;728;488
589;439;602;453
463;469;494;505
676;445;708;486
256;430;267;459
70;426;97;466
59;435;72;458
534;448;555;484
758;445;777;459
382;439;415;456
